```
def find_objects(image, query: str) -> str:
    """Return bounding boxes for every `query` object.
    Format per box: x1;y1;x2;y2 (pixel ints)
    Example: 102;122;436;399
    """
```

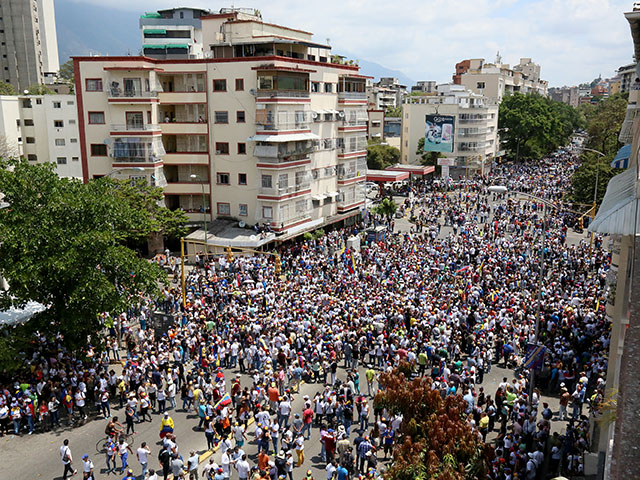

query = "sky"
63;0;635;87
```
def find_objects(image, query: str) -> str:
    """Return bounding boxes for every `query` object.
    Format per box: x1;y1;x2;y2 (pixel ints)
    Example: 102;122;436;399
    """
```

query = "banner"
425;115;455;153
521;343;546;371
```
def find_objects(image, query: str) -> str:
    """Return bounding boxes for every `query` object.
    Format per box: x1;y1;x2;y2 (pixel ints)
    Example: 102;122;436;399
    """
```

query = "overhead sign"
437;158;455;167
425;114;455;153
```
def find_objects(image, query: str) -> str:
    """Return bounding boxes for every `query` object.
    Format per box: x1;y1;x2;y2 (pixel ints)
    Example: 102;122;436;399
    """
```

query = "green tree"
367;142;400;170
25;84;55;95
0;81;16;95
499;92;582;161
585;94;627;156
373;197;398;221
385;106;402;117
570;157;619;207
0;159;169;371
59;59;74;82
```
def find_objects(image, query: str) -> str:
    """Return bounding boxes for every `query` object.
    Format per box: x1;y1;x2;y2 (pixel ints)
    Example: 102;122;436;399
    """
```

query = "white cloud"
63;0;634;85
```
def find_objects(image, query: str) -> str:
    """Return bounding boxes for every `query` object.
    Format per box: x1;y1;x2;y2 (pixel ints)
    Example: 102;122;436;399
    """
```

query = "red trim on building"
103;66;164;72
200;12;238;20
112;162;162;168
257;189;311;201
251;64;316;73
74;59;89;183
271;216;312;232
337;200;365;212
337;176;366;185
338;151;367;159
338;99;367;104
109;131;162;136
108;98;160;103
337;126;367;132
255;129;311;135
255;97;311;103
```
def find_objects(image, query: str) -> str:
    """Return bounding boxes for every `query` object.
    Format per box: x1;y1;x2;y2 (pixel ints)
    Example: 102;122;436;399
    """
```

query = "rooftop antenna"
495;51;502;64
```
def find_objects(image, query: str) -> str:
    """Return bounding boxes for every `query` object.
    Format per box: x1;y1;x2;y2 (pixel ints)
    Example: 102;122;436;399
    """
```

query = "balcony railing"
259;182;311;196
111;123;160;132
256;120;311;131
457;144;486;152
619;104;640;144
458;117;486;124
108;89;159;99
254;145;314;159
257;90;310;99
458;129;487;137
338;92;367;100
339;141;368;154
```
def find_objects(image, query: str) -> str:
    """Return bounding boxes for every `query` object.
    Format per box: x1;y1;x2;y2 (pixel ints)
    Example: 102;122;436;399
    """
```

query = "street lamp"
190;173;208;259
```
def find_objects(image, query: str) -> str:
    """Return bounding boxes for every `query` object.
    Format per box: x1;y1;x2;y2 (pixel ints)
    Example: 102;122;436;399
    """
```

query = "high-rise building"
400;84;499;177
0;0;60;91
74;8;368;237
140;7;211;60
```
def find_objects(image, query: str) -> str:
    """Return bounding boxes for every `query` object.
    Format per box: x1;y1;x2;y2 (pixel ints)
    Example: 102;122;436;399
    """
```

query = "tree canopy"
25;84;55;95
0;81;16;95
367;141;400;170
498;93;584;161
416;137;444;169
375;366;493;480
0;159;186;372
373;197;398;219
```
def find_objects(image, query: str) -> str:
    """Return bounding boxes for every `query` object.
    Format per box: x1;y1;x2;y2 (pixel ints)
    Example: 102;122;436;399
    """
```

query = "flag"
214;393;231;410
476;261;484;273
339;245;346;258
489;291;499;303
347;252;356;274
412;244;418;254
455;265;470;275
521;344;546;371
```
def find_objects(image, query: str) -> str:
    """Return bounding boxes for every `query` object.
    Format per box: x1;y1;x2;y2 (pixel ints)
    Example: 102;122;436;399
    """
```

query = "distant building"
548;86;579;108
454;56;548;104
0;94;82;178
140;7;211;59
0;0;60;91
411;81;437;93
400;84;499;177
367;109;384;141
617;63;637;93
367;77;407;110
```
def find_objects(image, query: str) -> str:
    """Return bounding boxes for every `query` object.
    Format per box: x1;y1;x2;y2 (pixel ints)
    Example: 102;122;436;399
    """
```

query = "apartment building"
0;94;82;177
74;8;368;235
366;77;407;110
549;86;579;108
616;63;637;93
400;84;498;177
140;7;210;60
0;0;60;91
454;56;548;104
411;81;437;93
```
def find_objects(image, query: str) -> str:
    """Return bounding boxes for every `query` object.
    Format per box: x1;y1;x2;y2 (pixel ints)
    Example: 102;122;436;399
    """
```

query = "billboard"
425;115;455;153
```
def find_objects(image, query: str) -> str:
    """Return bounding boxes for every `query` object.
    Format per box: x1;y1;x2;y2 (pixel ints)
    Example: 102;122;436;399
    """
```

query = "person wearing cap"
357;436;372;473
81;454;94;480
121;468;136;480
160;412;174;438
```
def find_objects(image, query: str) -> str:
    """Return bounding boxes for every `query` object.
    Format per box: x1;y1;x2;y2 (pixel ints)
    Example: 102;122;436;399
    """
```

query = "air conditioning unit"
249;88;257;96
338;111;345;118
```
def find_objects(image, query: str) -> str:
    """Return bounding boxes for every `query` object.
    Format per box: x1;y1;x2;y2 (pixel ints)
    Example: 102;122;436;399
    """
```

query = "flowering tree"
374;365;494;480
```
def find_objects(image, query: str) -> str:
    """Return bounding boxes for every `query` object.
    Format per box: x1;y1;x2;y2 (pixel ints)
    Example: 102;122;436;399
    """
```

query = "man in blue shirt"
336;463;349;480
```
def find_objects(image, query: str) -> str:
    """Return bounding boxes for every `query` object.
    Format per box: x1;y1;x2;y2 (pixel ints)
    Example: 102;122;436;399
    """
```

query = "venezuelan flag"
214;393;231;410
489;291;499;303
347;252;356;274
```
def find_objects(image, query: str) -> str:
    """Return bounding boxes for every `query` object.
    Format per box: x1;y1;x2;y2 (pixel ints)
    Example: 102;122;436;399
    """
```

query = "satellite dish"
338;111;345;118
249;88;257;96
239;221;246;228
312;112;318;119
103;138;111;145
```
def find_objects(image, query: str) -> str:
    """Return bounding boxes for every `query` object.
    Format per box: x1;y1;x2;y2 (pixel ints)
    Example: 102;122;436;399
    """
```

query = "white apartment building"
74;8;367;235
400;84;498;177
140;7;210;60
0;94;82;178
456;57;548;105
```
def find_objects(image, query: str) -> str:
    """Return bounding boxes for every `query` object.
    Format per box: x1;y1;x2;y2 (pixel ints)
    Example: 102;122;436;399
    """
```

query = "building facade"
400;84;498;177
454;57;548;104
549;86;579;108
140;7;210;60
411;80;437;93
74;9;367;234
0;94;82;178
0;0;60;91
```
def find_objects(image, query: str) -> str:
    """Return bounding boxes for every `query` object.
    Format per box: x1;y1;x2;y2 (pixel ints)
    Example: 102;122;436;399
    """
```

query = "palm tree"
373;197;397;224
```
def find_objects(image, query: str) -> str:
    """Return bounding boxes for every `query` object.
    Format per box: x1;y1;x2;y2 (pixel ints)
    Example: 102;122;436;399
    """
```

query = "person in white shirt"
60;439;77;479
221;450;233;479
137;442;151;479
235;453;250;480
187;451;199;480
81;454;94;479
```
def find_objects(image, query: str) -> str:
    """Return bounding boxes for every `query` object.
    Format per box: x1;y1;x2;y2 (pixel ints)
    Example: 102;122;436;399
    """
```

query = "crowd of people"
0;145;611;480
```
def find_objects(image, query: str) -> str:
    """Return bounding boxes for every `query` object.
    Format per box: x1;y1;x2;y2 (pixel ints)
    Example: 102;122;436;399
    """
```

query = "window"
126;112;144;129
86;79;103;91
54;120;64;128
70;138;78;143
262;206;273;219
325;83;333;93
55;138;65;146
239;204;248;216
26;137;35;144
88;111;105;124
72;157;79;162
477;82;486;89
36;99;42;105
237;143;246;155
311;82;320;93
27;154;37;161
53;101;61;109
236;111;245;123
278;173;289;189
215;142;229;155
238;173;247;185
216;172;230;185
24;119;34;126
235;78;244;91
261;175;272;189
91;144;108;156
213;79;227;91
67;101;74;106
56;157;67;165
217;202;230;215
16;119;20;127
214;111;229;124
22;99;32;108
69;120;76;125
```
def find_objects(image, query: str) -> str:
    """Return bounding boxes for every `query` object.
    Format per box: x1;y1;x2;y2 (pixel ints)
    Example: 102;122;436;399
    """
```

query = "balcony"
158;91;207;104
160;122;208;135
256;90;310;104
111;123;161;133
458;116;487;124
163;182;208;195
619;104;640;144
253;144;314;160
457;143;487;152
259;182;311;197
111;138;164;164
458;128;488;137
163;152;209;165
108;88;158;102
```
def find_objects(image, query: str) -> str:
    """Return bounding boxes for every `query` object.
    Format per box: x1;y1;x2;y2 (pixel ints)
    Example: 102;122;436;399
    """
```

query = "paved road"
0;191;587;479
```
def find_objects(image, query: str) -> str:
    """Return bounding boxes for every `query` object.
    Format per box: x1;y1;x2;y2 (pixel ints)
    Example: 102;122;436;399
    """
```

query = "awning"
366;170;410;183
311;194;326;201
247;132;319;142
589;167;640;235
144;29;167;34
387;164;435;175
143;44;166;49
327;191;340;198
165;44;189;49
611;144;632;169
